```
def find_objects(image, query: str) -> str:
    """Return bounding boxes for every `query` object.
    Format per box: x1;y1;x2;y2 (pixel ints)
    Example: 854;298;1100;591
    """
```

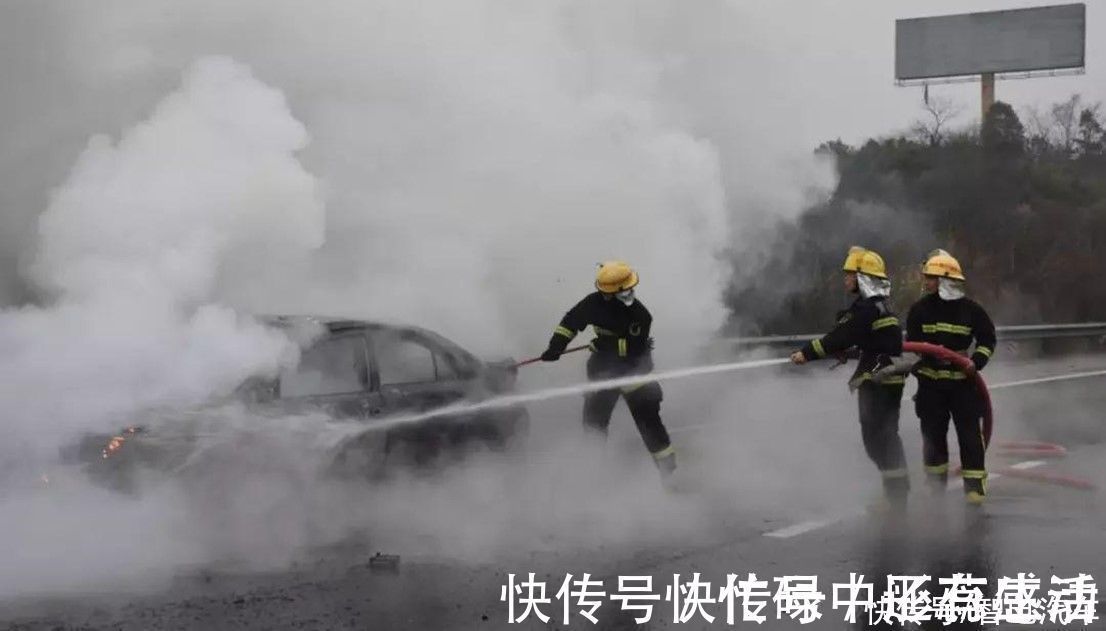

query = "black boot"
963;475;986;505
654;450;676;475
652;447;677;490
882;469;910;510
925;463;949;495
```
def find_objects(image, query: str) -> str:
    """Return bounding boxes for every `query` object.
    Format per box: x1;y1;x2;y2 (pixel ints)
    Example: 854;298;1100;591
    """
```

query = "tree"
1075;106;1105;157
725;93;1106;333
911;97;963;147
814;139;853;162
981;101;1025;156
1051;94;1082;157
1021;105;1056;161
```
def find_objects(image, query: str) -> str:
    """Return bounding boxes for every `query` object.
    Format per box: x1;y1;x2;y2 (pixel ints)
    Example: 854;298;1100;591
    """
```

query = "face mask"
937;277;965;301
616;289;635;306
856;273;891;299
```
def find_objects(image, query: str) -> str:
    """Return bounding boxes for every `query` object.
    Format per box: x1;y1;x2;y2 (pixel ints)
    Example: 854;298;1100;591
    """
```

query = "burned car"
64;316;529;492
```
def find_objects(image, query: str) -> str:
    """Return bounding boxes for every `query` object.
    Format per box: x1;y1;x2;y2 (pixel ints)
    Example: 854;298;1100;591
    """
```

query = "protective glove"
540;348;561;362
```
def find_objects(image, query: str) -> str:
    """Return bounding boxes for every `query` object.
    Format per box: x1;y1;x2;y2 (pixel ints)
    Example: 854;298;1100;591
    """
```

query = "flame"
100;426;143;459
102;435;127;459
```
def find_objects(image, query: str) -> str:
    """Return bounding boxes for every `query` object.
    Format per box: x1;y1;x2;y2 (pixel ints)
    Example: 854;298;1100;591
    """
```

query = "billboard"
895;4;1085;81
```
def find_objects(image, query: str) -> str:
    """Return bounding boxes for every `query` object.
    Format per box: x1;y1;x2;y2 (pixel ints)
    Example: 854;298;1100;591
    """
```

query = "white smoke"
0;0;851;361
0;1;855;602
1;55;323;461
32;57;323;305
194;1;738;358
0;55;331;597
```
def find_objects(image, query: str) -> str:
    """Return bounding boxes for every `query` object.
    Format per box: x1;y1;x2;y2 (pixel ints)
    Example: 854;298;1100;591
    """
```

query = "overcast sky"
0;1;1101;338
778;0;1104;147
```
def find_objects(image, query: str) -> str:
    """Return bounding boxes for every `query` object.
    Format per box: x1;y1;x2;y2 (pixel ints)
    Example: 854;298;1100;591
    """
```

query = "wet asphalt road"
4;350;1106;630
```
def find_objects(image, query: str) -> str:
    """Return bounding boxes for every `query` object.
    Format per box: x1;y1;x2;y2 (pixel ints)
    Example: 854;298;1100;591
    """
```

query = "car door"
276;331;384;421
368;328;479;417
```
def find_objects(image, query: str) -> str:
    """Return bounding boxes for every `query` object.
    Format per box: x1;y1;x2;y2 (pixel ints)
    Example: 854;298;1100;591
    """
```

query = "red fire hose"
904;341;1096;491
991;441;1068;458
902;341;994;446
993;468;1097;491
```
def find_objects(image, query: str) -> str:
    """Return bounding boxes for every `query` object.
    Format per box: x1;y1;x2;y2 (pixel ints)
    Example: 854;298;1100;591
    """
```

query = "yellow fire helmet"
842;246;888;279
595;260;639;294
922;249;965;281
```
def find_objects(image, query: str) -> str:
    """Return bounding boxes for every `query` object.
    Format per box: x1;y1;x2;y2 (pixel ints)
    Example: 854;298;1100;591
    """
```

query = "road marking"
989;369;1106;390
670;367;1106;437
762;459;1045;539
764;517;846;539
675;365;1102;539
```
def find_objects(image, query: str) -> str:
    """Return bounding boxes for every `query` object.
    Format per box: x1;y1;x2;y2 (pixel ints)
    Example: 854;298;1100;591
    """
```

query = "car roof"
258;314;441;338
258;314;479;365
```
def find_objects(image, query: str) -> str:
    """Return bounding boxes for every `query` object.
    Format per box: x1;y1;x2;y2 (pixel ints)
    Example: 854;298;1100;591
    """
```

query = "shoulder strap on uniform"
861;296;889;316
874;298;889;316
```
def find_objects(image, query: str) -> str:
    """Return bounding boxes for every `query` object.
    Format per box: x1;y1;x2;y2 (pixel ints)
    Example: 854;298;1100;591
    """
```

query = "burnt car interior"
233;320;514;407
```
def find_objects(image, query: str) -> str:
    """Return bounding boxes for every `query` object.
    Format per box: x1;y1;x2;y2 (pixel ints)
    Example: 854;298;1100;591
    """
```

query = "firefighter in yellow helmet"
790;247;910;509
906;249;996;505
540;261;675;479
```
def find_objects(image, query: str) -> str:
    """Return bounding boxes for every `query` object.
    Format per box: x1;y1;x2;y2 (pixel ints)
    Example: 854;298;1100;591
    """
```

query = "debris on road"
368;553;400;573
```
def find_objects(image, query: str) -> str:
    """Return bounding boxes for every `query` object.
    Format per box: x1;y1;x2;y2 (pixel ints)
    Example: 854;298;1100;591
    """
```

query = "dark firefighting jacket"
546;292;654;375
799;295;904;386
906;293;996;382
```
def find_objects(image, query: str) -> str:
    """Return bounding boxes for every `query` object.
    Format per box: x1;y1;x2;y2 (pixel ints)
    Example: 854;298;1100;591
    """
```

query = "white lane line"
688;365;1104;539
670;367;1106;437
989;369;1106;390
764;517;846;539
762;459;1044;539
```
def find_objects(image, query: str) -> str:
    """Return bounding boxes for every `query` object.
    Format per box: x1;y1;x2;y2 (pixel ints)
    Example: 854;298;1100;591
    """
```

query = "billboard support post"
981;72;995;120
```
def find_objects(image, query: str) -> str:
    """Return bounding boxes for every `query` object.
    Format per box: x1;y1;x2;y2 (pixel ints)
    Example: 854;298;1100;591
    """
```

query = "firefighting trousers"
914;381;986;484
857;382;909;497
582;381;672;456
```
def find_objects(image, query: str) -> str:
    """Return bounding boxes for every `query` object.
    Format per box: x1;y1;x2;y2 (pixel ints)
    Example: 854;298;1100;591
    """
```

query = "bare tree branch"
1051;93;1082;156
911;96;963;146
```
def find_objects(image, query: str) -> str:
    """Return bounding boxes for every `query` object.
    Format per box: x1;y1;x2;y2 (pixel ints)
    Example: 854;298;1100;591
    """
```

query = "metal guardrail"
721;322;1106;348
993;322;1106;341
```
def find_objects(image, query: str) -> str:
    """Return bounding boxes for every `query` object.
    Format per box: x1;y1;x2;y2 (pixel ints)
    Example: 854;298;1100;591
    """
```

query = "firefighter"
540;261;676;478
906;249;996;505
789;247;910;508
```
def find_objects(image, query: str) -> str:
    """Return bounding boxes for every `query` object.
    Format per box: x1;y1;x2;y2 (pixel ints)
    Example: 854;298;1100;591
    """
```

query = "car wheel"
327;429;390;482
171;436;325;561
478;406;530;454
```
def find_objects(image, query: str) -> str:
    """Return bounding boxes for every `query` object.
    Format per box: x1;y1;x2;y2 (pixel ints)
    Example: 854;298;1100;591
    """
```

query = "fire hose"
513;344;590;369
901;342;994;446
903;341;1095;491
514;340;1096;491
